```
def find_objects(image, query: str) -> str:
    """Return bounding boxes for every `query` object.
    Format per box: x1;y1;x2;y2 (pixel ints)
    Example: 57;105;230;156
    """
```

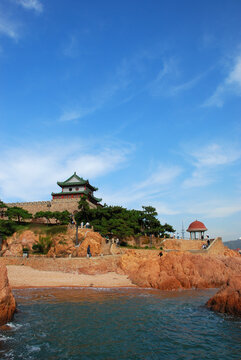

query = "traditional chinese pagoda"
51;172;102;207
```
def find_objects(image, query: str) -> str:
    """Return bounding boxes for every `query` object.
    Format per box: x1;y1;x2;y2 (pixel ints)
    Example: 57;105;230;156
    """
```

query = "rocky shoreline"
0;228;241;324
0;265;16;326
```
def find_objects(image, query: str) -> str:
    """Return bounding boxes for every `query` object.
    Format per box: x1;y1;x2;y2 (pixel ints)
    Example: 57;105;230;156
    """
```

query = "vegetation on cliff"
75;196;175;239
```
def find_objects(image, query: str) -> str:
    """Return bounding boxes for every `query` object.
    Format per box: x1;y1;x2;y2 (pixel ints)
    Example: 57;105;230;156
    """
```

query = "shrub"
0;220;17;239
32;235;53;254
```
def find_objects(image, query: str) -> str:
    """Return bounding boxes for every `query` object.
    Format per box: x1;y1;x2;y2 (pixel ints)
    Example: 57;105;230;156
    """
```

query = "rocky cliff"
0;265;16;326
119;250;241;290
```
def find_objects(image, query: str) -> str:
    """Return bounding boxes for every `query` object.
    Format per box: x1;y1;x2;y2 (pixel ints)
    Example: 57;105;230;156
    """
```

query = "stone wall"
162;239;206;251
6;198;97;216
207;237;225;255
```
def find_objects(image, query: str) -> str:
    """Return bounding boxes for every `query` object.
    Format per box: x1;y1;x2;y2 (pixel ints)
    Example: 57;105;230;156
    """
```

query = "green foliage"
74;202;175;240
32;235;52;254
52;210;71;225
34;211;53;223
75;195;92;225
35;210;71;225
0;201;7;219
0;220;17;239
0;200;6;209
22;247;29;253
6;207;32;222
45;225;67;235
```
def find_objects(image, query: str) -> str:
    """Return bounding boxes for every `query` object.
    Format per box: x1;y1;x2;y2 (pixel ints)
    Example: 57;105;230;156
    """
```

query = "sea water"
0;288;240;360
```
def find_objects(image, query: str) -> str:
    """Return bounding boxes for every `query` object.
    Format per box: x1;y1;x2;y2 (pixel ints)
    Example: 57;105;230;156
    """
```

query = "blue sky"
0;0;241;241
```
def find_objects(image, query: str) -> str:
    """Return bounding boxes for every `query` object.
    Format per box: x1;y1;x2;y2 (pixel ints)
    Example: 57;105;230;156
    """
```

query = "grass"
14;223;68;236
120;244;157;250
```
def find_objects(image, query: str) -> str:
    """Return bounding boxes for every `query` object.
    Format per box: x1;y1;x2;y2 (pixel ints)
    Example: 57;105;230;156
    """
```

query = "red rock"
207;276;241;316
119;250;241;291
2;230;39;257
0;265;16;325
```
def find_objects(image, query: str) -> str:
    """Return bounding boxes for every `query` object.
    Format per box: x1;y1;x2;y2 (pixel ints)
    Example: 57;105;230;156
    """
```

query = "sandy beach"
7;265;136;288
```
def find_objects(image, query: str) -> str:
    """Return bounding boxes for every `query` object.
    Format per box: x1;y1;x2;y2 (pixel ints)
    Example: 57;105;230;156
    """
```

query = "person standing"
87;245;92;258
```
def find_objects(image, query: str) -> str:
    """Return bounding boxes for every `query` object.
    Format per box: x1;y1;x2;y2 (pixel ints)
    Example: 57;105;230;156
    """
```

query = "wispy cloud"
0;140;131;201
16;0;43;13
204;52;241;107
0;15;20;40
59;109;92;122
183;143;241;188
149;58;208;97
58;59;131;122
135;165;181;190
103;164;182;210
185;198;241;218
63;35;80;58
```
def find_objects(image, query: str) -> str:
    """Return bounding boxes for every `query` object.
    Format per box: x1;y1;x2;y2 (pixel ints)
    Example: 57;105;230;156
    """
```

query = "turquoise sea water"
0;288;240;360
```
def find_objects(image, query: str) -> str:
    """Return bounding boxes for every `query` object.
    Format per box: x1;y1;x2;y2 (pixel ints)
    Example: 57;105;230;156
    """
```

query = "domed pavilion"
186;220;207;240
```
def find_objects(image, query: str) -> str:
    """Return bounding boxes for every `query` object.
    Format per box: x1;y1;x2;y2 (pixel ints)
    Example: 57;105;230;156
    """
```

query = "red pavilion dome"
187;220;207;232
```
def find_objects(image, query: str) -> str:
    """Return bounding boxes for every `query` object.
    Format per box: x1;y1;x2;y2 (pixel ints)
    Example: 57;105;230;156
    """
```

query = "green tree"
0;220;17;239
160;223;175;237
32;235;52;254
141;206;161;236
6;206;32;222
75;195;91;225
35;211;54;223
52;210;71;225
0;200;7;218
74;202;175;240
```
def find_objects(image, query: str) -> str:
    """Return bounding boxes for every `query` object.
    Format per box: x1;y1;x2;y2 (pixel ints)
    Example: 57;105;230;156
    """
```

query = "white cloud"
205;204;241;218
191;143;241;167
63;35;79;58
183;143;241;188
149;58;209;97
204;53;241;107
58;61;131;122
185;198;241;218
0;140;130;201
16;0;43;13
135;165;181;190
58;109;91;122
103;164;181;211
0;16;19;40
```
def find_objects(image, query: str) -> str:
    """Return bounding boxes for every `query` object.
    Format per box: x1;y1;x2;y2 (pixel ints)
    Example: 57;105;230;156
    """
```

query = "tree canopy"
74;198;175;239
35;210;71;225
6;206;32;222
0;220;17;239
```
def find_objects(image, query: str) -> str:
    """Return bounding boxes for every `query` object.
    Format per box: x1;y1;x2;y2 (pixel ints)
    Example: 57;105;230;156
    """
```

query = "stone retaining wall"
6;198;96;216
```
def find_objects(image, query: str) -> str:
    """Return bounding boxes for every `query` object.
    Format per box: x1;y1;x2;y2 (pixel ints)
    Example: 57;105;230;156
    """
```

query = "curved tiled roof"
187;220;207;232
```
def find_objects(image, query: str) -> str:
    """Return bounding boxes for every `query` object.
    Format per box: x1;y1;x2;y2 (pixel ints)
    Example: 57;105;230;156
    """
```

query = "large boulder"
2;230;38;257
47;229;109;258
74;230;106;257
206;276;241;316
0;265;16;325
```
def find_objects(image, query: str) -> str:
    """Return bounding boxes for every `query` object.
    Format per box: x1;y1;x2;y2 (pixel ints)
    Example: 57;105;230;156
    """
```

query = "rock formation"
1;230;39;257
47;228;111;257
119;250;241;290
1;228;111;258
206;276;241;316
0;265;16;325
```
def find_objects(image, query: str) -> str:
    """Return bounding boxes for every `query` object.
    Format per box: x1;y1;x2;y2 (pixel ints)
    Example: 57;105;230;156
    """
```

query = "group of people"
202;239;211;249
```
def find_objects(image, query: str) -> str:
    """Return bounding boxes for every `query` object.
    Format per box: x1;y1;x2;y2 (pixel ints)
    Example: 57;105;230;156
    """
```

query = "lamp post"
75;223;79;246
0;234;2;253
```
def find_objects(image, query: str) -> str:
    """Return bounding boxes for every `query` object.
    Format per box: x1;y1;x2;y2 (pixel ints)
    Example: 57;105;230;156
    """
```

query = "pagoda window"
75;187;79;191
69;188;72;192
